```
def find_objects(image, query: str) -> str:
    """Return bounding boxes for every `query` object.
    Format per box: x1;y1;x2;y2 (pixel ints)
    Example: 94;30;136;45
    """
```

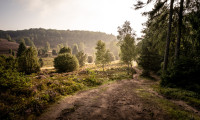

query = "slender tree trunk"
163;0;175;71
103;64;104;71
175;0;184;61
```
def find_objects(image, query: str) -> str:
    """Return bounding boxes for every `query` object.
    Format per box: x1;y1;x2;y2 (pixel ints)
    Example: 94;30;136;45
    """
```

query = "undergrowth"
153;85;200;111
0;62;132;120
137;71;200;119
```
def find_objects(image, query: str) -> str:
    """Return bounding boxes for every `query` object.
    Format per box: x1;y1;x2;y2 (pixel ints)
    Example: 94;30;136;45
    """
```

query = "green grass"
136;86;200;120
153;85;200;111
139;72;200;111
158;98;200;120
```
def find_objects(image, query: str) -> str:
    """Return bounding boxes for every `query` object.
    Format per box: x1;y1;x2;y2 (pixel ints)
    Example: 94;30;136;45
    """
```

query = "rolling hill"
0;29;117;54
0;38;19;55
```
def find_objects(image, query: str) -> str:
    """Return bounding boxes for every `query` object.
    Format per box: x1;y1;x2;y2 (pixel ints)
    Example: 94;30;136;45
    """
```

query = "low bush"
54;53;79;72
83;70;103;86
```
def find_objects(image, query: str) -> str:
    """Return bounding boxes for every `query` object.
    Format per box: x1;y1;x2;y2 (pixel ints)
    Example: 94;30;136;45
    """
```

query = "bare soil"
38;68;199;120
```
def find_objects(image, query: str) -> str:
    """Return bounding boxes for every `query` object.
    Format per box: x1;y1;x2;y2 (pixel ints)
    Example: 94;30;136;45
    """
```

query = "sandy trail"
38;68;199;120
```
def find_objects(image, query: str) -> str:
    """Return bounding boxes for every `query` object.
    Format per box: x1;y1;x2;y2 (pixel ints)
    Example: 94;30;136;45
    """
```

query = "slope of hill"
0;38;19;55
0;28;117;49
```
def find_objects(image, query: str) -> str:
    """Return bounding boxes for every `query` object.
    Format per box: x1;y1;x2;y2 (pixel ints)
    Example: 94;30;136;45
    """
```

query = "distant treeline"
0;28;117;50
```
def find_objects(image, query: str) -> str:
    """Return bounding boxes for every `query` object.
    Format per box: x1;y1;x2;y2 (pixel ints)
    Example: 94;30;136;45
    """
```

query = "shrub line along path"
38;68;200;120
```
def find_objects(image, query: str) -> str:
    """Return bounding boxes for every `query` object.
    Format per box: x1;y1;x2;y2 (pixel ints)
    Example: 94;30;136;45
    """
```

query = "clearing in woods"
38;68;200;120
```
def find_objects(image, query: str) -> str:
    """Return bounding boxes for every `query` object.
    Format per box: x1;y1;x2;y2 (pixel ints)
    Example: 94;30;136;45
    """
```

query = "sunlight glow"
0;0;153;37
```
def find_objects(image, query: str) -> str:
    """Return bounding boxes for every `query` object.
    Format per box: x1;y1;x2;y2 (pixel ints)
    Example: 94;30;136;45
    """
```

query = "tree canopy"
95;40;110;71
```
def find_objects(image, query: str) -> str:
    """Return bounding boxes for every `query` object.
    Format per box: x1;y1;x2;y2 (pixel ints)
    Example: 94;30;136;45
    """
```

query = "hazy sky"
0;0;152;37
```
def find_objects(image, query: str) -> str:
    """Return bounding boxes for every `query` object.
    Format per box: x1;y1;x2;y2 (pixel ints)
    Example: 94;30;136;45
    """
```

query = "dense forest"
0;28;117;54
135;0;200;92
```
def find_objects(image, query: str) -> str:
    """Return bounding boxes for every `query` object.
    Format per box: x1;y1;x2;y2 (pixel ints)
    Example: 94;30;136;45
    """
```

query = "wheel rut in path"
38;69;169;120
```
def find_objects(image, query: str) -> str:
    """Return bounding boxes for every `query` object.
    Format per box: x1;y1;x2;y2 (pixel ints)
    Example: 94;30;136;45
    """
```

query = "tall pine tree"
17;42;26;57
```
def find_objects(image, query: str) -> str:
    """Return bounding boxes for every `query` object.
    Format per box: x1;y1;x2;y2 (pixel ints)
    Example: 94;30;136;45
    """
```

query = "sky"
0;0;153;37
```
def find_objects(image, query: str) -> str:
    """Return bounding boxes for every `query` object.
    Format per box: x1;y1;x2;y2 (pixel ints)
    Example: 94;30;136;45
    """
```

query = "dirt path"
38;68;199;120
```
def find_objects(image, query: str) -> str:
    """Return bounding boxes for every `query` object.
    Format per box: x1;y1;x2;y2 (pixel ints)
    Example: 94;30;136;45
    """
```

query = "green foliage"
104;50;111;63
54;53;79;72
95;40;111;70
153;85;200;110
18;38;25;44
95;40;106;64
0;69;31;120
0;55;31;106
0;55;17;70
136;1;200;84
72;44;79;55
0;67;30;91
87;56;93;63
17;42;26;57
138;40;162;75
117;21;136;72
52;49;57;55
120;34;136;65
39;58;44;67
76;51;87;67
38;48;46;56
83;70;103;86
53;78;84;95
59;47;71;54
107;51;115;62
161;57;200;93
0;61;131;120
18;47;40;74
117;21;135;42
25;37;35;47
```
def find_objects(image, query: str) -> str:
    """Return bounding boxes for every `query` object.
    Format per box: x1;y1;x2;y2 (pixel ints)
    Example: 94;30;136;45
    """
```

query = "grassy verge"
153;85;200;111
136;87;200;120
138;73;200;120
0;62;132;120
